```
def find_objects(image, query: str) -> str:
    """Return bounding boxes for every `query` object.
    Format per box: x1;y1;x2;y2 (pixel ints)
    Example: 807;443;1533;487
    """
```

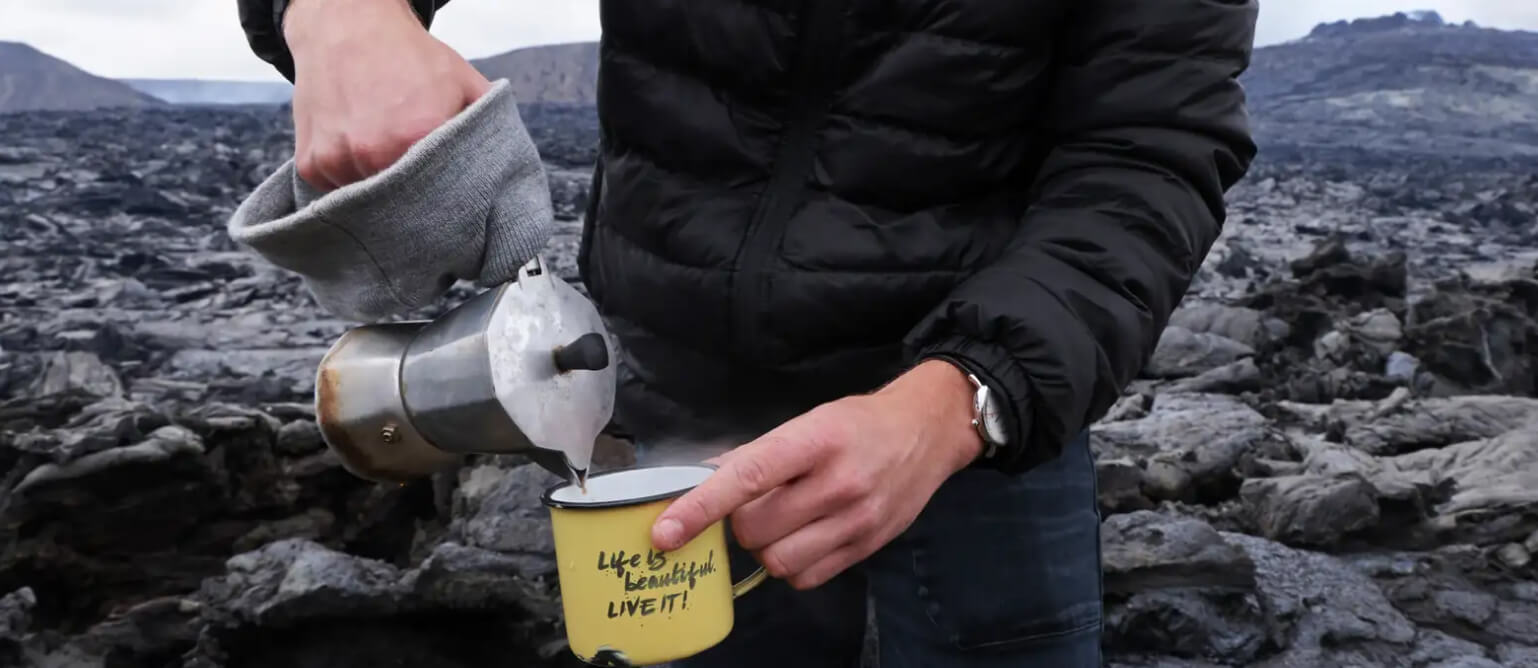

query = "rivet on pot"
381;424;399;443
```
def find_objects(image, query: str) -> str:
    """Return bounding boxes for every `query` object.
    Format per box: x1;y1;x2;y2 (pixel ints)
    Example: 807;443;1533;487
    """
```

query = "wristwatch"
962;371;1009;460
925;354;1010;461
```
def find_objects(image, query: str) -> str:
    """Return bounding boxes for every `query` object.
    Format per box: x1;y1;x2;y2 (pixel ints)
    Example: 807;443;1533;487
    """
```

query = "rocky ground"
1;100;1536;668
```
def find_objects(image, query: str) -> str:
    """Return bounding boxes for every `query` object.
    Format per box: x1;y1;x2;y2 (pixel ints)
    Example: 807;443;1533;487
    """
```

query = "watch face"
974;385;1008;445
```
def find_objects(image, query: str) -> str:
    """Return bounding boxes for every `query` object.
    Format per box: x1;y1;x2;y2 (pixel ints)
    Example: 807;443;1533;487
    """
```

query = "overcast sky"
2;0;1535;81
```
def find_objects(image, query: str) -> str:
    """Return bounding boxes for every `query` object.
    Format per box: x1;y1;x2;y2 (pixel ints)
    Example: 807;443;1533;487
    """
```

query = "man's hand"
651;360;985;590
283;0;490;190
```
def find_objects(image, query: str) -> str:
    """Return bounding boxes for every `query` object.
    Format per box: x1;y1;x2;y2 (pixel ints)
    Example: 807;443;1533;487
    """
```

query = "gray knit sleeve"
226;79;554;322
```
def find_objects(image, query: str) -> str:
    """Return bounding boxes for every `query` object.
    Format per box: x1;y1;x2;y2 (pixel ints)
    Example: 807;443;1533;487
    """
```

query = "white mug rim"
542;463;716;509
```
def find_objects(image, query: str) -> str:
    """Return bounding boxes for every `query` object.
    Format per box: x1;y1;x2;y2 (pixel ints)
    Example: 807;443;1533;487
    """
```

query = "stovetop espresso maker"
312;256;614;486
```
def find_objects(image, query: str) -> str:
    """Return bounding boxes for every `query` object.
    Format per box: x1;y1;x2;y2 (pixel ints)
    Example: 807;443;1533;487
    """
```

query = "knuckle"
809;404;858;444
831;470;873;501
348;136;399;174
851;501;883;534
756;432;799;457
680;493;717;523
730;456;773;493
294;146;330;178
330;132;355;160
295;156;321;184
827;419;859;448
789;571;824;591
731;517;764;551
667;494;715;535
351;144;392;174
760;548;795;580
310;147;347;175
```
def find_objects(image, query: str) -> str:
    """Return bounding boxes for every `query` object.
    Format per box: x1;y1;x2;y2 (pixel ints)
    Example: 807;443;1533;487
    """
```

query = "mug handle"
732;566;768;598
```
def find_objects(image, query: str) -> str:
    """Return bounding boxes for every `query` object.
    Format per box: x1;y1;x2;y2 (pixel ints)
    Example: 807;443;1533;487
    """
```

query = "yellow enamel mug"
542;464;767;666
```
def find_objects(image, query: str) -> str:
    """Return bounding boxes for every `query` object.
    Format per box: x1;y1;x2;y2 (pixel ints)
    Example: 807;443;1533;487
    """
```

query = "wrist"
284;0;417;53
877;359;984;472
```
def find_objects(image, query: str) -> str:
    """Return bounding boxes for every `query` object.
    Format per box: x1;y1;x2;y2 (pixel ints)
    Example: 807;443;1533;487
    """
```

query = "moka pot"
312;256;615;484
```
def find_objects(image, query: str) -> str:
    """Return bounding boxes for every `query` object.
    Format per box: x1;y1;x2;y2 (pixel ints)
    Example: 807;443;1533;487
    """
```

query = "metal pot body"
313;256;615;483
314;321;461;483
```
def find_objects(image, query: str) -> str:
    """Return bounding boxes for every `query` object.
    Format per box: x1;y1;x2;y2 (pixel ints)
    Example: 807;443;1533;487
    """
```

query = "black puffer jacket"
238;0;1259;474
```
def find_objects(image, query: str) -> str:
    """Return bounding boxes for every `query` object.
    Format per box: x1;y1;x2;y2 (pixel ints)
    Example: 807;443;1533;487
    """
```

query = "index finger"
651;434;812;551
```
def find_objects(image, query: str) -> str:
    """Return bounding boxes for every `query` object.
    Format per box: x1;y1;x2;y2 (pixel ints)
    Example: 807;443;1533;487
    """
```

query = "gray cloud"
0;0;1534;81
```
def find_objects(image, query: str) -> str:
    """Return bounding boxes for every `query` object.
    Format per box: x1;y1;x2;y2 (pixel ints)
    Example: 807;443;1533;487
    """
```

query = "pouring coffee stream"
312;256;617;488
549;331;609;490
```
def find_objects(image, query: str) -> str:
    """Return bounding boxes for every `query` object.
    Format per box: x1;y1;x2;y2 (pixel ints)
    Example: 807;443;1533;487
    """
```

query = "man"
233;0;1258;665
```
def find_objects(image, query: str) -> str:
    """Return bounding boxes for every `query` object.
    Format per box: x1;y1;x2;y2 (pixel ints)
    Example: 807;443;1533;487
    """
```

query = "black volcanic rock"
521;105;602;169
0;588;35;667
1404;272;1538;396
1101;512;1276;664
189;538;576;668
1092;393;1286;505
1240;472;1382;548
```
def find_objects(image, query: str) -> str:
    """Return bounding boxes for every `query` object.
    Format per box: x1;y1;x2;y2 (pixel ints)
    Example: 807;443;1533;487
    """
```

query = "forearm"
906;0;1259;474
235;0;449;81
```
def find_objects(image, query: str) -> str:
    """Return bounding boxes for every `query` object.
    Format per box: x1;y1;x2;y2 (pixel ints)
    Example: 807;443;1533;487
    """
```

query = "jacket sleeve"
906;0;1259;474
237;0;451;81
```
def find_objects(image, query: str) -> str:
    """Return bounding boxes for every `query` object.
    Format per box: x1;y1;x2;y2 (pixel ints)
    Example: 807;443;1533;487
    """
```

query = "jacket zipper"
729;0;848;363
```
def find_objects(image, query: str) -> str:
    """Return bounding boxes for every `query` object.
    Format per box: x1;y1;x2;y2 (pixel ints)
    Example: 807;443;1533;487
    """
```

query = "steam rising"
629;433;754;468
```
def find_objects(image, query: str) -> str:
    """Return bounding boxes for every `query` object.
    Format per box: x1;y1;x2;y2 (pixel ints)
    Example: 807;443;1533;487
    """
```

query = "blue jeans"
641;432;1103;668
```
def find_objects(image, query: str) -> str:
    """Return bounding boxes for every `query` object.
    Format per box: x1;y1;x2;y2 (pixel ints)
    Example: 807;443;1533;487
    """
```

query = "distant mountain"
471;42;599;105
121;79;292;106
0;42;165;113
108;40;603;108
1242;11;1538;159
